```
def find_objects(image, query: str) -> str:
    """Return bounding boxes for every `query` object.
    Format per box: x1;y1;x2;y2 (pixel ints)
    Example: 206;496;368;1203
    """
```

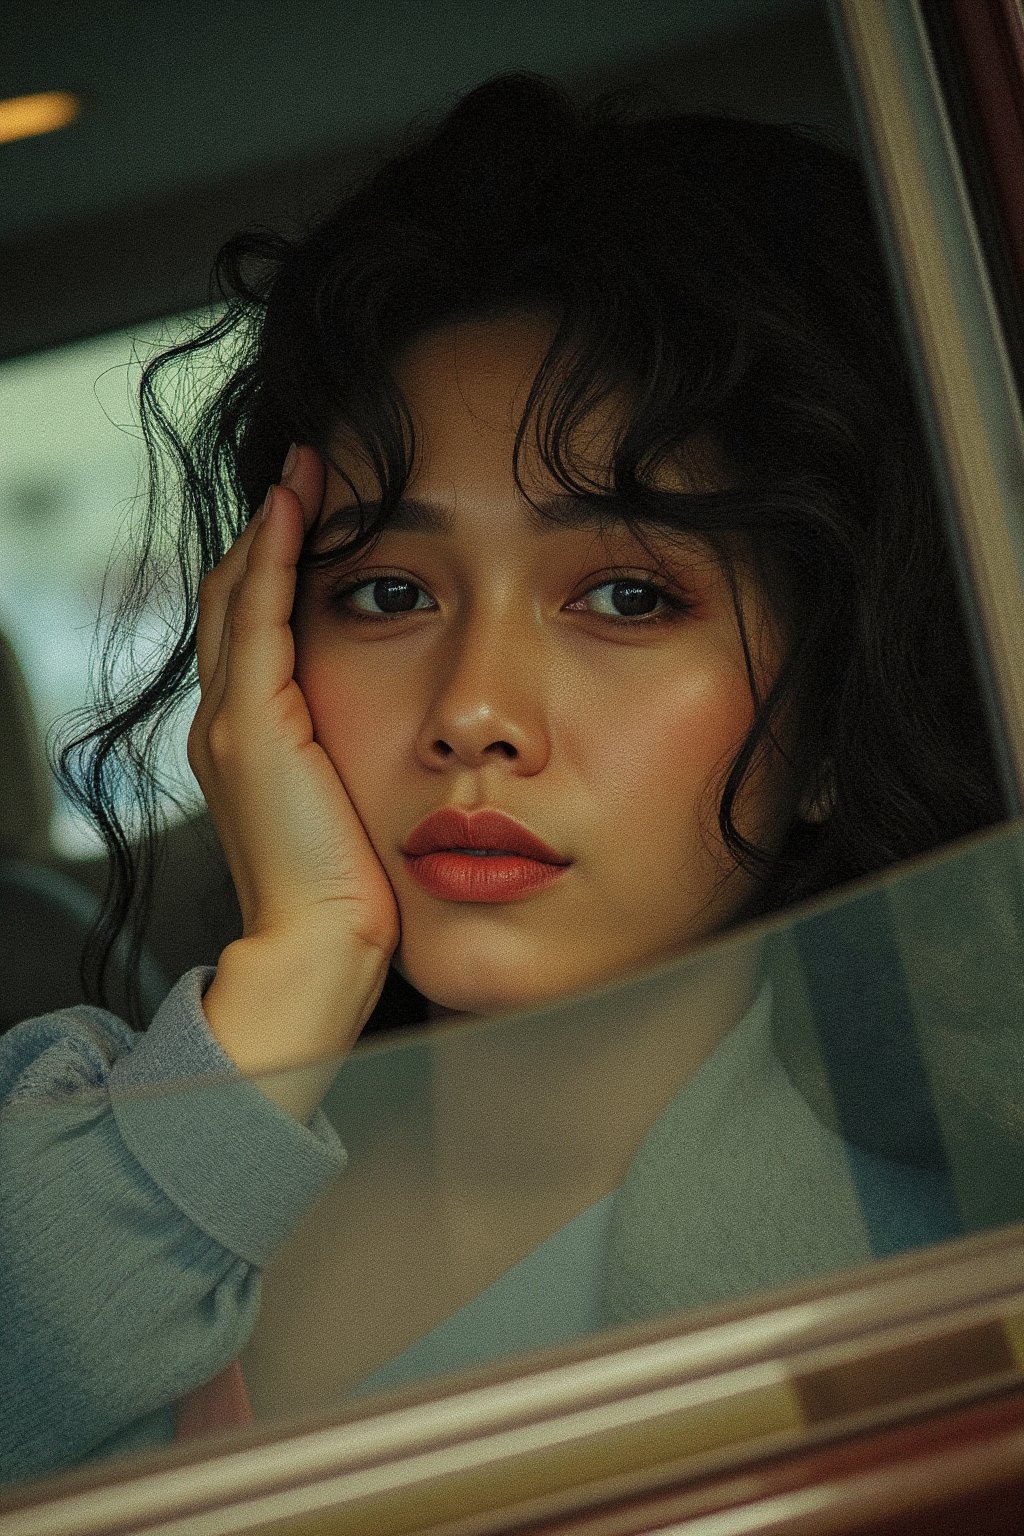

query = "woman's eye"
571;579;682;621
336;576;434;617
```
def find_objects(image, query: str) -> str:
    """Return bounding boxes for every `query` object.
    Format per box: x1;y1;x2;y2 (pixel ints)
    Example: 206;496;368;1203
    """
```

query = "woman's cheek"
666;660;793;847
654;667;768;851
299;651;403;801
635;660;757;786
689;665;761;761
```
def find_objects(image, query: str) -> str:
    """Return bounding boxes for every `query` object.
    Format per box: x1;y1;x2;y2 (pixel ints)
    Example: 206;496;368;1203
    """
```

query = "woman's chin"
394;950;575;1022
420;981;540;1022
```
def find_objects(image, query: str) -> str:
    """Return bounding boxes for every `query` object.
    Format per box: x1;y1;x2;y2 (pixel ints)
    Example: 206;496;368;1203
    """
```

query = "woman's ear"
798;759;837;825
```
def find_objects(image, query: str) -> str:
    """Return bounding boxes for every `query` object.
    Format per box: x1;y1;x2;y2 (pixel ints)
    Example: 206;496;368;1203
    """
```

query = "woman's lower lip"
403;852;570;903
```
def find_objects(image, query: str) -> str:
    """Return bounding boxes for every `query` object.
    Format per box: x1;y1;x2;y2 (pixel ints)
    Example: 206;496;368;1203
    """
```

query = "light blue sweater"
0;968;343;1480
0;971;961;1485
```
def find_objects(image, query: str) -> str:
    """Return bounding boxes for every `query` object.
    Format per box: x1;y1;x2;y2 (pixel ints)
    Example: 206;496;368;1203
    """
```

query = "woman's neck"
427;941;766;1202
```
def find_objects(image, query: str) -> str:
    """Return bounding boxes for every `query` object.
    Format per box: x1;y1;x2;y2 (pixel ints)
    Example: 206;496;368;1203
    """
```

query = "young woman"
0;75;1006;1481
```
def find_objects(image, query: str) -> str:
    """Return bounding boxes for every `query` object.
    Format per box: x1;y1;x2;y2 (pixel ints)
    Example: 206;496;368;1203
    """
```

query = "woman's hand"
188;444;400;1098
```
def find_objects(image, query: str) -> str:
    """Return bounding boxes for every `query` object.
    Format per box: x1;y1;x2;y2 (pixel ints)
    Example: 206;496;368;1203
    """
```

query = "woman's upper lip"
402;808;570;863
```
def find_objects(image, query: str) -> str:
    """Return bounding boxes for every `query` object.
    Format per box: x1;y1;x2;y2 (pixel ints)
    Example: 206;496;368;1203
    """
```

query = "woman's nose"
414;609;551;774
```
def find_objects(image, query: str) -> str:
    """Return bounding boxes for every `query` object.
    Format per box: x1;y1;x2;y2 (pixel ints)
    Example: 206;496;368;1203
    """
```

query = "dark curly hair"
59;73;1006;1026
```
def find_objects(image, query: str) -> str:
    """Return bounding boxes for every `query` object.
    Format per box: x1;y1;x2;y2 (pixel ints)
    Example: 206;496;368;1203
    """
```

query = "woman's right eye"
333;575;435;619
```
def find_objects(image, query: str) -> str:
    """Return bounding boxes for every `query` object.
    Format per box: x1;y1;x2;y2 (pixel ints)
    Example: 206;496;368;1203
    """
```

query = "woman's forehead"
402;325;720;482
321;310;734;564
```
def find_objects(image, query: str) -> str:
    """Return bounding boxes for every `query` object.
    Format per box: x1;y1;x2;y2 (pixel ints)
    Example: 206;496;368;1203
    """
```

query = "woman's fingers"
195;499;263;695
189;440;335;821
282;441;325;532
194;443;324;699
215;487;304;725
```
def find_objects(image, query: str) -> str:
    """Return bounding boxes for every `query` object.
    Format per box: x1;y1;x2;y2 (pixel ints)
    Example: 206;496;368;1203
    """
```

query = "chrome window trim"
832;0;1024;811
4;1225;1024;1536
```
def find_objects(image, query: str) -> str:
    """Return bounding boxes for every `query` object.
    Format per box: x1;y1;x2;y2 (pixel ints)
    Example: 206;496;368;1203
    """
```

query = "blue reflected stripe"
791;889;965;1251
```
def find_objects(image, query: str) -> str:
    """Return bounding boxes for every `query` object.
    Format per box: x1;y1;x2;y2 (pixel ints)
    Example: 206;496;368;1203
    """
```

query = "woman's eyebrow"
315;498;449;540
314;494;644;541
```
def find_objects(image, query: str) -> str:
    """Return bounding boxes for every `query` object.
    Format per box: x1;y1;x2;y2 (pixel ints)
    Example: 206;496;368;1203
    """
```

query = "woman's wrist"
202;926;391;1099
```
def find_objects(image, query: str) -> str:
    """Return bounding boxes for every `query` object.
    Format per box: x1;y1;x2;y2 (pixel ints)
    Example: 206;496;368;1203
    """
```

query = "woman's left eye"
567;578;685;622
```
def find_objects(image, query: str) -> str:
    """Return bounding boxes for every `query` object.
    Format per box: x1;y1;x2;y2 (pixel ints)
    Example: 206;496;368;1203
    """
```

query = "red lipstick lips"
402;808;571;903
403;808;568;862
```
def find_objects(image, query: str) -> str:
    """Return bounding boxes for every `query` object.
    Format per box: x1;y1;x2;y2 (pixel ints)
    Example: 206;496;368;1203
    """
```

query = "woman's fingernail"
258;486;274;523
281;442;298;483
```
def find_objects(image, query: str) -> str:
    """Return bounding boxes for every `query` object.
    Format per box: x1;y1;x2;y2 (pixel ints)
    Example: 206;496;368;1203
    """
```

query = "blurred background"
0;0;852;856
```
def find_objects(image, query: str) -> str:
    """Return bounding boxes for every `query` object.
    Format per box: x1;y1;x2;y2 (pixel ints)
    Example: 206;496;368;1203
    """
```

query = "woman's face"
293;314;797;1017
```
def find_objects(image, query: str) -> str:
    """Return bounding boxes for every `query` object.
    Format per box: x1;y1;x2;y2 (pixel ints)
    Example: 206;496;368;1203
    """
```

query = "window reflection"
3;816;1022;1488
239;820;1024;1422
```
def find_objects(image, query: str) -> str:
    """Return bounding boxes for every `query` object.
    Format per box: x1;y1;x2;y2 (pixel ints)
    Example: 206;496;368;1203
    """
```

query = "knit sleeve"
0;968;345;1483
